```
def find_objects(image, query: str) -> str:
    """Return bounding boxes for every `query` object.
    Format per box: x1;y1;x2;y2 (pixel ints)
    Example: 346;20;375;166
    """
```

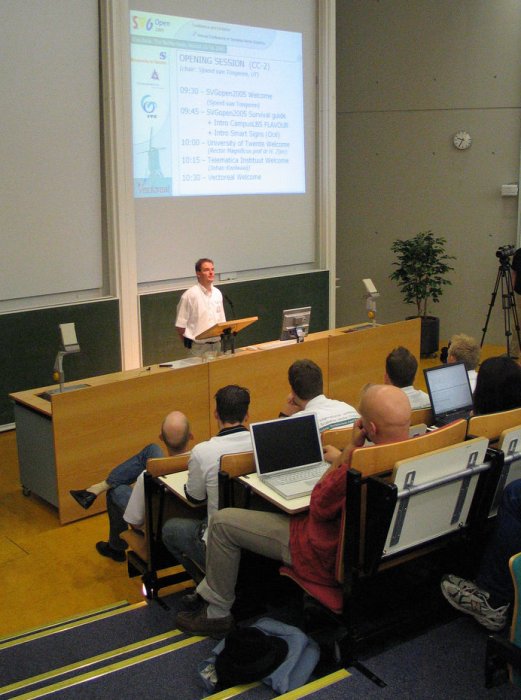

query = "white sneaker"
440;574;509;632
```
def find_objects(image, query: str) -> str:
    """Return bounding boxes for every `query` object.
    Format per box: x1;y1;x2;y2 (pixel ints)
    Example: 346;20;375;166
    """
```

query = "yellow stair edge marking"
277;669;351;698
0;630;183;696
205;681;260;699
0;602;147;651
0;601;130;645
200;667;350;699
13;634;205;700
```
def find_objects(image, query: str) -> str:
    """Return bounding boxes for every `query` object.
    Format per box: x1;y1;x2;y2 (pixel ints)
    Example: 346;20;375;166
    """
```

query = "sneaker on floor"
440;574;509;631
176;603;234;639
95;541;126;562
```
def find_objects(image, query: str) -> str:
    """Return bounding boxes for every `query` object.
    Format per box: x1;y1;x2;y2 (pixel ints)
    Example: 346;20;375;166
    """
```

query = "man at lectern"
176;258;226;356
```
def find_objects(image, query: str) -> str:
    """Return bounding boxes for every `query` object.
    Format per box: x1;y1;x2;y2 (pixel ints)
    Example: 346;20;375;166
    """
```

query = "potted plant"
390;231;455;356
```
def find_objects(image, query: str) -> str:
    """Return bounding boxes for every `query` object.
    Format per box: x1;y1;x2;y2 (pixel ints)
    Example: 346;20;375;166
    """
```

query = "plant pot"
407;315;440;357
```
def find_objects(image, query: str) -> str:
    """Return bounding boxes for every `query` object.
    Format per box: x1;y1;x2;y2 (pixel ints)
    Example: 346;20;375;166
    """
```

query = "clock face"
453;131;472;150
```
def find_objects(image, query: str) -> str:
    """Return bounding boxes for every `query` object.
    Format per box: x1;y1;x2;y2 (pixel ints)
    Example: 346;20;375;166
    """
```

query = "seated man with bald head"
175;384;411;638
70;411;192;562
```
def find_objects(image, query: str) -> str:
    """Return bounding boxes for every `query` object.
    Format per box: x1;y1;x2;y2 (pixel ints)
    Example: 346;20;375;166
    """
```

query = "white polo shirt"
301;394;360;432
176;283;225;342
185;426;252;541
401;385;431;410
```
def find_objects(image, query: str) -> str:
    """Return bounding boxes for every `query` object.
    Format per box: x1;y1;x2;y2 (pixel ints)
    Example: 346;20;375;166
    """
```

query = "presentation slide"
130;11;305;198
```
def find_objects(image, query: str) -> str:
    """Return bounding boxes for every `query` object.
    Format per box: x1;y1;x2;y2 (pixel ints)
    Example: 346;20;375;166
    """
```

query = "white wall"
336;0;521;347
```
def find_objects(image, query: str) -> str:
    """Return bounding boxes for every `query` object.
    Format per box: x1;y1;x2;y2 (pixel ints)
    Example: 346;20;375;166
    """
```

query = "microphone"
223;294;236;319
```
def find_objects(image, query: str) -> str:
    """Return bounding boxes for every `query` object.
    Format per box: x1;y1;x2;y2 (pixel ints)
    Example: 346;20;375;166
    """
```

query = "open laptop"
423;361;474;427
250;413;329;499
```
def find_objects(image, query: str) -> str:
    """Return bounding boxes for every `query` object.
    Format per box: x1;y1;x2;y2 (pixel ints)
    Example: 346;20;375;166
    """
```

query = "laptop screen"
423;362;474;420
250;413;324;475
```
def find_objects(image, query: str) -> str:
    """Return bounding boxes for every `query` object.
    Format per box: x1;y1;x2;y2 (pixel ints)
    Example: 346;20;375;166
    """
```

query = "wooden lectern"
196;316;258;354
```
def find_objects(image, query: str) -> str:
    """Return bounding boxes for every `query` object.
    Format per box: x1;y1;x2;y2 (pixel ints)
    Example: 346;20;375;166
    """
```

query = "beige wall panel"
336;108;520;345
336;0;521;347
337;0;521;112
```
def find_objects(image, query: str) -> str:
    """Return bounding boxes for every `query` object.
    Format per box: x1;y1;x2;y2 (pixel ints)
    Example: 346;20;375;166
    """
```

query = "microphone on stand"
223;294;236;319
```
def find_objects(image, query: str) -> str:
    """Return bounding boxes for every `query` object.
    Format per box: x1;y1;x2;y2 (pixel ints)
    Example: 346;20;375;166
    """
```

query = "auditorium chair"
120;454;196;602
280;423;502;666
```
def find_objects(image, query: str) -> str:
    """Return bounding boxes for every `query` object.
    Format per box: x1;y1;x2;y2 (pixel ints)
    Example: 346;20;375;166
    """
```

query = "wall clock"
453;131;472;150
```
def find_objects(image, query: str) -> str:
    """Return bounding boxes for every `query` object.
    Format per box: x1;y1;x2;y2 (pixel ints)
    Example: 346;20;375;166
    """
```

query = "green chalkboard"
1;299;121;425
140;271;330;365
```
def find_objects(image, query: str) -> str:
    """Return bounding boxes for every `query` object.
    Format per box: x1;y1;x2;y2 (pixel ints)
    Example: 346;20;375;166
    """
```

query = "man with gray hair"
447;333;480;391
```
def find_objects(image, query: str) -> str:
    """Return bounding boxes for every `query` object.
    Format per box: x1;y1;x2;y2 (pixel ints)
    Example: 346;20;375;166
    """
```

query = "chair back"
219;451;255;478
321;426;353;450
488;424;521;517
145;453;190;477
410;407;433;427
218;451;255;509
350;419;467;478
467;407;521;442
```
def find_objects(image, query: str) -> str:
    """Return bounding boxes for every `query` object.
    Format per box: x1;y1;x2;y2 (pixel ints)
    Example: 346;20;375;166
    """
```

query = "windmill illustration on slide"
139;128;166;178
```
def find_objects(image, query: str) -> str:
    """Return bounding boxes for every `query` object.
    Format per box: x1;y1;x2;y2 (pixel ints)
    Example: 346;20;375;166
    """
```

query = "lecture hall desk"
10;319;420;524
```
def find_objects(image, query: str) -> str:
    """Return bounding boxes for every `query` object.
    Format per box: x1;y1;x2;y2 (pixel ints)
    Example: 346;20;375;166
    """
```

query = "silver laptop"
423;361;474;427
250;413;329;499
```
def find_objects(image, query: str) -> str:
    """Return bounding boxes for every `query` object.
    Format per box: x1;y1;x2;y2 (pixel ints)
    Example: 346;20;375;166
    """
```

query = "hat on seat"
215;627;288;688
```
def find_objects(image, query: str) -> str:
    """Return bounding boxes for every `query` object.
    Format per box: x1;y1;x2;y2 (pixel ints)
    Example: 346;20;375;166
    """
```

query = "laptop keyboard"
270;463;327;485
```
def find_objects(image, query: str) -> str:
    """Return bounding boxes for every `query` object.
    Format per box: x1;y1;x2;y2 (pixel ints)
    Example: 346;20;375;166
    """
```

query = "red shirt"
288;463;348;586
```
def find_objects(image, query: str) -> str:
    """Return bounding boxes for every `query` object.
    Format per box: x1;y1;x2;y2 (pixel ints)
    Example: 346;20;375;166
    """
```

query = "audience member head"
161;411;192;455
288;359;323;405
473;356;521;415
215;385;250;425
448;333;480;371
359;384;411;444
385;346;419;388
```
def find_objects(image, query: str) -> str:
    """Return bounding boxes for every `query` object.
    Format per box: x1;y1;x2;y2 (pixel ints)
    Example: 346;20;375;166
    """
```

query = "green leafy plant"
390;231;455;318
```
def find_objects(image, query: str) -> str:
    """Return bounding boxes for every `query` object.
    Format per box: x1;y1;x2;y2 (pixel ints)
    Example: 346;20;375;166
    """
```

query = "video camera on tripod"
481;244;520;356
496;244;516;263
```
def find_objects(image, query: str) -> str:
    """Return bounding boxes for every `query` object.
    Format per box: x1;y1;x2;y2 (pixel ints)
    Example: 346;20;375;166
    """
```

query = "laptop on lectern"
250;413;329;500
423;361;474;427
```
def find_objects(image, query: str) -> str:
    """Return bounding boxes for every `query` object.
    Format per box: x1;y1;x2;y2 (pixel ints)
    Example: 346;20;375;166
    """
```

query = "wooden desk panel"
11;321;420;524
328;319;421;407
208;337;330;426
51;364;210;523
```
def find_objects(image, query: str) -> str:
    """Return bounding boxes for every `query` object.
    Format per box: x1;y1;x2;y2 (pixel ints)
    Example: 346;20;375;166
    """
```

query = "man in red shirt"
176;384;411;637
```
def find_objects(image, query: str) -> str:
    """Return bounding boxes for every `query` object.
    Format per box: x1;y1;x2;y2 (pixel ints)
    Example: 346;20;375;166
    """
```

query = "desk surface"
159;471;196;507
239;473;310;513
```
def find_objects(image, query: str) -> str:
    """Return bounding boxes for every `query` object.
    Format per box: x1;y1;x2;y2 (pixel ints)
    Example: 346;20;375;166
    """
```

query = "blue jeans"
162;517;207;584
107;485;133;551
106;443;164;487
477;478;521;606
105;443;164;550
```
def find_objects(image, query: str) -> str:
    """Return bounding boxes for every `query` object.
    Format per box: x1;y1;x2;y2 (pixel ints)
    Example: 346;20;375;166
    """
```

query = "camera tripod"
481;256;521;357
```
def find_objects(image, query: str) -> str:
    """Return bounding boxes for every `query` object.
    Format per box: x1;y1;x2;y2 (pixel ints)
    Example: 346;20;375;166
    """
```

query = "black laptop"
423;361;474;427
